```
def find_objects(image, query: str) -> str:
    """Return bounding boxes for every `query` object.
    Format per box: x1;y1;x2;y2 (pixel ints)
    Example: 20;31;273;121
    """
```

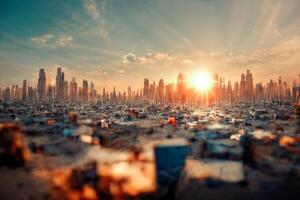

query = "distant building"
56;67;65;102
158;78;164;103
69;78;78;102
143;78;150;98
240;73;246;100
177;73;186;103
38;68;46;101
22;80;27;102
4;87;11;103
245;69;253;100
82;79;89;103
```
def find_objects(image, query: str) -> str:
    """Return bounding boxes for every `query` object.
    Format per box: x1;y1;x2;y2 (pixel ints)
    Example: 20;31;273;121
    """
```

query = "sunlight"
189;71;213;91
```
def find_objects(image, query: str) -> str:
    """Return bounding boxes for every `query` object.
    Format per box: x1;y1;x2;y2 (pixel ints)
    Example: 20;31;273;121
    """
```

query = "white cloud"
55;35;73;48
122;52;174;64
83;0;99;20
121;36;300;82
117;70;126;73
30;34;73;48
82;0;108;40
122;53;137;64
30;34;54;46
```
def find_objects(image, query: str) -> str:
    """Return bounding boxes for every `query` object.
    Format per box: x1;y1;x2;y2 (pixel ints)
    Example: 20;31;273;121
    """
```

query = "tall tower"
278;76;283;100
38;68;46;101
245;70;253;100
60;72;65;101
90;82;95;102
128;86;132;100
177;73;186;103
69;78;78;102
22;80;27;102
240;73;246;100
56;67;62;101
82;79;88;103
143;78;150;98
158;78;164;103
4;87;11;103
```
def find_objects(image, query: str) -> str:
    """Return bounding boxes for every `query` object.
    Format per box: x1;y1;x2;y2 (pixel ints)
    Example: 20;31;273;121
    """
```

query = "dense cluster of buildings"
0;67;300;104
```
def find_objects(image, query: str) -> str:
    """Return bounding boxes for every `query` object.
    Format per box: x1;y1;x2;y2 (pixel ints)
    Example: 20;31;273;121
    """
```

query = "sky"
1;0;300;91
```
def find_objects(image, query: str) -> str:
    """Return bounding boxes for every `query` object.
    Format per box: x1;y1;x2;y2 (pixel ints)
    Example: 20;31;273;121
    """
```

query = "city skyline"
1;0;300;89
1;66;300;104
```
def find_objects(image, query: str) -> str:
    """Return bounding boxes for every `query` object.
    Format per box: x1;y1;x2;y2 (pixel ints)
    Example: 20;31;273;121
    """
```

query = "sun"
190;72;213;91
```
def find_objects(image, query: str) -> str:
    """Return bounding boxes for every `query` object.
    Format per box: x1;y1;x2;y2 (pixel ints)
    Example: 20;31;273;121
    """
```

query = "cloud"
181;59;193;64
122;52;174;64
30;34;54;46
117;70;125;73
55;35;73;48
82;0;99;20
82;0;108;39
30;34;73;48
122;53;137;64
121;36;300;82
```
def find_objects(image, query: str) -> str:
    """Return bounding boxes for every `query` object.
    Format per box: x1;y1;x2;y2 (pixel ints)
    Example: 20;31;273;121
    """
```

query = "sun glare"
190;72;213;91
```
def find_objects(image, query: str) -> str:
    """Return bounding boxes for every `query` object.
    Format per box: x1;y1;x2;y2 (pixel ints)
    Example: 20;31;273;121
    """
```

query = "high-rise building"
177;73;186;103
233;82;239;100
78;87;83;102
0;87;2;101
55;67;65;102
69;78;78;102
158;78;164;103
11;84;20;101
56;67;61;101
240;73;246;100
127;86;132;101
4;87;11;103
278;76;283;100
47;84;55;102
22;80;27;102
102;87;106;101
165;83;174;103
245;69;253;100
90;82;95;102
112;87;117;102
82;79;88;103
28;86;34;103
64;80;68;101
37;68;46;101
143;78;150;98
226;81;233;101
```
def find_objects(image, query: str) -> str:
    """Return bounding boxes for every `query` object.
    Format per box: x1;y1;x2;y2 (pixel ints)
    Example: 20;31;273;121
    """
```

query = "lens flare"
190;72;213;91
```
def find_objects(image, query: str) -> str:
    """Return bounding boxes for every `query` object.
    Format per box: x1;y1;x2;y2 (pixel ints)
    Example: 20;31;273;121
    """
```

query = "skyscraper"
0;87;2;101
240;73;246;100
90;81;95;102
143;78;150;98
127;86;132;101
47;84;55;102
55;67;65;102
245;69;253;100
177;73;186;103
112;87;117;102
64;80;68;101
4;87;11;103
82;79;88;103
158;78;164;103
55;67;61;101
278;76;283;100
37;68;46;101
28;86;34;103
69;78;78;102
22;80;27;102
102;87;106;101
